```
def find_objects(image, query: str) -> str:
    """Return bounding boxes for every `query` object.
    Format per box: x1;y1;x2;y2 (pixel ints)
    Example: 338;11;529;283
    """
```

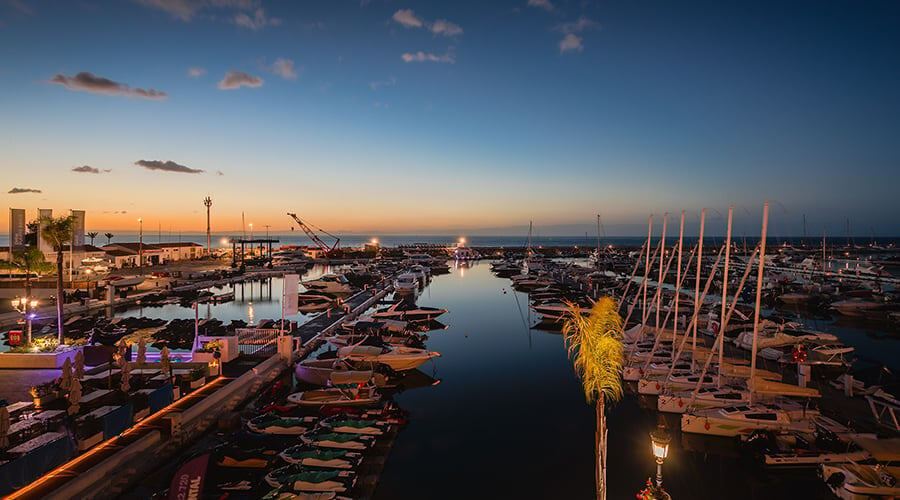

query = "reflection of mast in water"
248;301;255;325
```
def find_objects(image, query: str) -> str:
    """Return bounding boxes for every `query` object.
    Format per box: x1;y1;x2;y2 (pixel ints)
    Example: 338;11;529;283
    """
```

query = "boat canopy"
850;437;900;462
330;370;373;385
752;378;820;398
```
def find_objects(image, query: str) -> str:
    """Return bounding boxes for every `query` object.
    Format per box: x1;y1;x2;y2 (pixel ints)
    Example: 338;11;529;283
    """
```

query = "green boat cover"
286;448;349;460
276;470;340;484
315;433;361;443
326;419;378;428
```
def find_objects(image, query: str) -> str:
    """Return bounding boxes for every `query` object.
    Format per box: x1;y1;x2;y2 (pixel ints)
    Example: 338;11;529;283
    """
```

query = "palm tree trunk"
596;395;607;500
56;250;64;345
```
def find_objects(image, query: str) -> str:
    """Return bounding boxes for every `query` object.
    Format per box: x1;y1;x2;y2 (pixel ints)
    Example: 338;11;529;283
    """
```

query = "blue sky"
0;0;898;236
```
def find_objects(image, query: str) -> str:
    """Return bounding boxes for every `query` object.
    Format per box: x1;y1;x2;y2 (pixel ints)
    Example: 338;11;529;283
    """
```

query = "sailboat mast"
749;202;770;404
656;213;668;336
674;211;685;336
643;215;653;329
718;205;733;387
596;214;601;257
692;209;706;360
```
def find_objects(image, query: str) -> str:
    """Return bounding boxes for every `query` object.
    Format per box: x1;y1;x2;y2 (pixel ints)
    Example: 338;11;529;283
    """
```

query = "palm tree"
87;232;98;246
562;296;625;500
10;247;52;345
39;215;75;346
104;232;114;245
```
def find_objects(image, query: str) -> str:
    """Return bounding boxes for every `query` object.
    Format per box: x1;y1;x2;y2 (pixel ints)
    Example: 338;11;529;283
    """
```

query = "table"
6;432;67;456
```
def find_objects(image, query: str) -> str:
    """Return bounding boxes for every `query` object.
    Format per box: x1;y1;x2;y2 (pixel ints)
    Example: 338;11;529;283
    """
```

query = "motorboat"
303;275;354;295
831;298;886;316
300;430;377;450
318;416;390;435
247;413;317;435
820;462;900;499
341;317;408;334
264;464;357;492
287;371;382;407
326;331;426;349
370;301;448;322
394;273;419;295
279;444;363;469
337;343;440;372
294;359;391;387
681;402;819;437
297;291;339;313
744;426;881;468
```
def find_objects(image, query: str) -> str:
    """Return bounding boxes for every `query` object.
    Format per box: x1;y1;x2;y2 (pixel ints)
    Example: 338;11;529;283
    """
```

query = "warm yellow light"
459;237;466;244
29;300;38;308
220;238;229;246
11;298;20;308
371;238;378;245
650;426;671;461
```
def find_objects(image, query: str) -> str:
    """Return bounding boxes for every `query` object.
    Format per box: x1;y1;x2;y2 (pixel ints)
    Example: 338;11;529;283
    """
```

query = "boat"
341;317;408;334
279;444;363;469
318;416;390;435
297;291;339;313
303;275;353;295
287;385;381;407
336;342;440;372
820;462;900;499
681;402;819;437
831;298;886;316
264;465;357;493
393;273;418;295
743;427;880;468
299;430;377;450
370;301;448;322
326;331;426;349
247;414;318;435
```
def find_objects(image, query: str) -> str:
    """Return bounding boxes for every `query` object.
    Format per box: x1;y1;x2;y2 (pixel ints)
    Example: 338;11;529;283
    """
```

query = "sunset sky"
1;0;898;236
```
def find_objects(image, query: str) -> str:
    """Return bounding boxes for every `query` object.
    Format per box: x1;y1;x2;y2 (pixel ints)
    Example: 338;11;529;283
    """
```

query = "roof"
60;244;105;252
156;242;202;248
105;250;134;257
102;242;163;252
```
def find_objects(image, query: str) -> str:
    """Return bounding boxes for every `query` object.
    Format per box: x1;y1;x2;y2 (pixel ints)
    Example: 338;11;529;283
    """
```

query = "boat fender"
655;383;661;391
704;421;710;431
791;347;807;363
638;368;644;375
678;399;683;407
825;472;845;488
712;322;719;335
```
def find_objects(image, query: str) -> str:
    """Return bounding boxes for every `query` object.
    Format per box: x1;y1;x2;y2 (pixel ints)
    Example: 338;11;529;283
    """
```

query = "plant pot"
33;391;59;409
189;377;206;390
78;431;103;451
172;386;181;400
133;407;150;423
191;352;213;364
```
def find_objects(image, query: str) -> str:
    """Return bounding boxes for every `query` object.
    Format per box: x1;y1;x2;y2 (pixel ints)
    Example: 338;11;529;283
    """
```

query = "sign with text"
282;273;299;317
71;209;85;250
38;208;52;254
9;208;26;252
8;330;22;346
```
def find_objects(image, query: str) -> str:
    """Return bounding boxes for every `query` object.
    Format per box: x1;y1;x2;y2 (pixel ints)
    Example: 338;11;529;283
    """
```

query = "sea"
107;260;900;499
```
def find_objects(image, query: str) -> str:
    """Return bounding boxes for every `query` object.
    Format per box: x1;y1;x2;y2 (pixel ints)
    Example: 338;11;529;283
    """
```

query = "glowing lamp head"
371;238;378;245
650;425;671;462
220;238;229;246
459;237;466;244
30;300;38;308
11;298;20;308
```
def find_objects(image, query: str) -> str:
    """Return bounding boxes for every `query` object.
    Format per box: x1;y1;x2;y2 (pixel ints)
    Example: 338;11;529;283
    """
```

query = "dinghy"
279;444;363;469
264;465;356;493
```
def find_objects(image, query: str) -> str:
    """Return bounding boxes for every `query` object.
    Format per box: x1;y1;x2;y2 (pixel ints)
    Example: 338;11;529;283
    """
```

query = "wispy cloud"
392;8;423;28
370;76;397;91
431;19;463;37
187;66;206;78
559;33;582;53
135;159;204;174
7;0;33;15
234;7;280;30
268;58;298;80
557;16;600;34
218;71;264;90
8;187;41;194
527;0;554;11
392;9;462;38
49;72;168;100
135;0;260;22
72;165;111;174
401;50;455;64
216;170;224;176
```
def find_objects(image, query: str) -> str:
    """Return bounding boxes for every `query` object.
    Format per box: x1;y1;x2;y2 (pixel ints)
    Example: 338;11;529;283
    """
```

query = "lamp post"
249;223;254;257
646;424;672;499
11;297;38;345
138;218;143;274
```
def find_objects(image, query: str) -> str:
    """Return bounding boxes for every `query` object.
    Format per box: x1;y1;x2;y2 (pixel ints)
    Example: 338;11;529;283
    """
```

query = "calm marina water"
109;261;900;498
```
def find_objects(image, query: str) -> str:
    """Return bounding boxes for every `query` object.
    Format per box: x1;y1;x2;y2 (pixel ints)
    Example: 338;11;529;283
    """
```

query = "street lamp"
650;424;671;489
12;297;39;345
249;223;254;256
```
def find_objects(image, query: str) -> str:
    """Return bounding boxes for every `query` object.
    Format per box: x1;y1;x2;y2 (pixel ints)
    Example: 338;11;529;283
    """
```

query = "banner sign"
71;210;85;250
9;208;26;252
8;330;22;346
168;453;210;500
283;273;299;317
38;209;52;254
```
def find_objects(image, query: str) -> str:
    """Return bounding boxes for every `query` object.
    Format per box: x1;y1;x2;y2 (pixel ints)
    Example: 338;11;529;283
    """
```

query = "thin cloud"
401;50;455;64
218;71;264;90
557;16;600;34
269;58;298;80
370;76;397;90
136;0;260;22
527;0;554;11
234;7;280;30
187;67;206;78
72;165;106;174
431;19;463;37
49;72;168;100
216;170;224;176
392;9;422;28
7;0;33;15
559;33;583;53
135;159;204;174
8;187;41;194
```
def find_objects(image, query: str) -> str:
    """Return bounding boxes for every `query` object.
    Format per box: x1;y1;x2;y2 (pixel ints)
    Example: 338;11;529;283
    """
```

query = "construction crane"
286;212;342;257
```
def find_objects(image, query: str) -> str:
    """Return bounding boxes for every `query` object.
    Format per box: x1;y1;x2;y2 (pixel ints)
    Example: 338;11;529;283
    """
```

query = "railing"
235;328;282;355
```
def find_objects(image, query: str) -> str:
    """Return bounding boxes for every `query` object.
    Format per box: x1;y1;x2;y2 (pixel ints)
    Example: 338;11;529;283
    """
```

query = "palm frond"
562;296;625;404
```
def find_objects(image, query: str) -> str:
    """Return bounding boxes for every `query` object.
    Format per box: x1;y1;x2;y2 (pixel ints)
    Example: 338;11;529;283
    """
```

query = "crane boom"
286;212;341;256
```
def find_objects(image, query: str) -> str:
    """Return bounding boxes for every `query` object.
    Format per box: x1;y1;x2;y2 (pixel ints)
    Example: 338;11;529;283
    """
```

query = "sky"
1;0;899;237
